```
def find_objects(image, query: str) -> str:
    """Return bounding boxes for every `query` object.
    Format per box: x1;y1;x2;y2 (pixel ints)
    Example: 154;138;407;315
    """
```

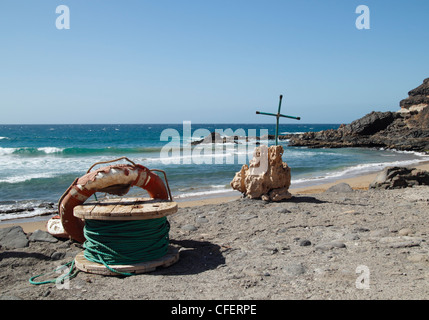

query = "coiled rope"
29;217;171;284
83;217;171;276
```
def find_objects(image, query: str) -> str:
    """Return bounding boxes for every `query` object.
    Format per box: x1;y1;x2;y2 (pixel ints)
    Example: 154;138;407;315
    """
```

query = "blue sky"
0;0;428;124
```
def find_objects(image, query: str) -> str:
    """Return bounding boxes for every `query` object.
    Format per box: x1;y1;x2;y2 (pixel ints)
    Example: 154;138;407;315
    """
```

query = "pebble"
398;228;414;236
353;227;370;233
238;214;258;221
242;267;262;277
276;208;291;214
315;241;346;251
379;236;422;248
252;239;266;246
51;251;66;260
370;228;391;237
299;239;312;246
181;224;198;232
343;233;360;241
407;254;429;263
233;251;247;260
196;216;209;224
284;263;306;276
287;205;299;211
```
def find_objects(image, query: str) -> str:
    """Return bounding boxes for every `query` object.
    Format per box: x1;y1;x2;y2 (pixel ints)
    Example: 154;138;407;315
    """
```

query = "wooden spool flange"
73;197;179;275
74;246;179;276
73;197;178;221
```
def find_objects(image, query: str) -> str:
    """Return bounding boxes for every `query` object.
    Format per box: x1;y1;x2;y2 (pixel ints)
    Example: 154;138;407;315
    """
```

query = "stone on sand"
0;226;29;249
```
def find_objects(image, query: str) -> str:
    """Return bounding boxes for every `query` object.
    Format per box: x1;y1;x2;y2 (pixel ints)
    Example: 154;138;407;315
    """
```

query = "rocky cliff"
288;78;429;153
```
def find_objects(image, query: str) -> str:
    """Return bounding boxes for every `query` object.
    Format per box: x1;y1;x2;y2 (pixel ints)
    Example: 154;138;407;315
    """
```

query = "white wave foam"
145;147;253;165
174;185;233;199
280;132;305;135
0;208;49;221
291;157;429;187
0;137;8;140
0;172;57;184
0;148;16;155
0;146;64;155
37;147;64;154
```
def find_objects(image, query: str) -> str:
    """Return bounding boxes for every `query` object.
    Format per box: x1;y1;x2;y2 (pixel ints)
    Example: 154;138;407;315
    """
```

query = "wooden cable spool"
73;197;179;276
67;158;179;276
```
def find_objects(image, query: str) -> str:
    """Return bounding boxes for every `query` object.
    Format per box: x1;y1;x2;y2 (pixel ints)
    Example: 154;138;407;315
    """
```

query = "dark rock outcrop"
400;78;429;109
369;166;429;189
191;133;293;146
289;78;429;153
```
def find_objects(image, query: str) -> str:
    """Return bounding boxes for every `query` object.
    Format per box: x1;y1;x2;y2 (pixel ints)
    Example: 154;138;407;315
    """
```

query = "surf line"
159;121;269;165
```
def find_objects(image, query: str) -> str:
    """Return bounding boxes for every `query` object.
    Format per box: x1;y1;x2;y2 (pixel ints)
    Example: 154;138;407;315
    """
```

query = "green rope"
29;260;79;285
82;217;170;276
29;217;170;284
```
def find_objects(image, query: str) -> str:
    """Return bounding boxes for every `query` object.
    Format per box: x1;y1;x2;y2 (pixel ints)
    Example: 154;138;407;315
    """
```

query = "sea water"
1;123;428;221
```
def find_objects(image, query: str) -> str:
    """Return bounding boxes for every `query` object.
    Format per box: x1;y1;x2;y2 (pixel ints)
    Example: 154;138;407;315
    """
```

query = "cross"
256;94;301;145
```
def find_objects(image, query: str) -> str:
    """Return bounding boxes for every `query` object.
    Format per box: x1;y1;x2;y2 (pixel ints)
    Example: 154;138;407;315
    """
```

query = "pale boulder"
230;145;292;201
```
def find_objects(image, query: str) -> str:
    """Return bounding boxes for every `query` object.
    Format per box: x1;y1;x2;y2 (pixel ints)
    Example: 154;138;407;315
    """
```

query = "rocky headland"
288;78;429;153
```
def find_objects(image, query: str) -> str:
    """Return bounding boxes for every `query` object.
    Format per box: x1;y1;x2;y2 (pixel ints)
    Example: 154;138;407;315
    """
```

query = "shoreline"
2;161;429;234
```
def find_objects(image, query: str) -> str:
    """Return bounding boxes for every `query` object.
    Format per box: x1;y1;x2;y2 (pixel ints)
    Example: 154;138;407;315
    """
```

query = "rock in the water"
0;226;29;249
230;145;292;202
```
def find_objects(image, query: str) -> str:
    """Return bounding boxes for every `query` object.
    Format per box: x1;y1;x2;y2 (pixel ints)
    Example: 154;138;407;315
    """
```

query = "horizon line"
0;122;344;126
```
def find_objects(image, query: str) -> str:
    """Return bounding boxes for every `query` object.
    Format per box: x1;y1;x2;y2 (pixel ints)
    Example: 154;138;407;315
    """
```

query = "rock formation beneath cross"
230;145;292;201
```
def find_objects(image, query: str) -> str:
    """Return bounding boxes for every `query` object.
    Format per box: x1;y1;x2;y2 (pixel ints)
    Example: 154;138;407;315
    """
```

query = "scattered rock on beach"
284;263;306;276
325;183;354;193
378;236;422;248
181;224;198;232
2;185;429;300
0;226;29;249
299;239;312;246
315;241;346;251
370;166;429;189
28;229;58;243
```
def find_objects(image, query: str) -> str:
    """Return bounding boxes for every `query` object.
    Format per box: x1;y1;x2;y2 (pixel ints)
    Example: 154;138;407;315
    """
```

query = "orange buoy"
56;160;170;243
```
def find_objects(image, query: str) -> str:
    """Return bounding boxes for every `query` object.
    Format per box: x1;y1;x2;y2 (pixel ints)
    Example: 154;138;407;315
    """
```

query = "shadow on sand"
153;239;225;276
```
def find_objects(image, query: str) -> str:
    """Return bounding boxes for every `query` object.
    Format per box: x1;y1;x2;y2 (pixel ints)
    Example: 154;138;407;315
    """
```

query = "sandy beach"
1;161;429;301
3;162;428;233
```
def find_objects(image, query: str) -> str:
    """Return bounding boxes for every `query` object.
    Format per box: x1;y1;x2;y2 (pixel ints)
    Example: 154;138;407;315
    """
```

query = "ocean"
1;123;428;222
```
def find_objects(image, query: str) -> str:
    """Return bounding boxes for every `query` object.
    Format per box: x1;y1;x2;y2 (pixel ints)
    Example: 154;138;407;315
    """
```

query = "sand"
1;162;429;301
4;161;428;233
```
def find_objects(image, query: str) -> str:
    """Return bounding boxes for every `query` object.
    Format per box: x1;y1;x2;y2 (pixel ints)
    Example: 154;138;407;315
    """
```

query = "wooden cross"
256;94;301;145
